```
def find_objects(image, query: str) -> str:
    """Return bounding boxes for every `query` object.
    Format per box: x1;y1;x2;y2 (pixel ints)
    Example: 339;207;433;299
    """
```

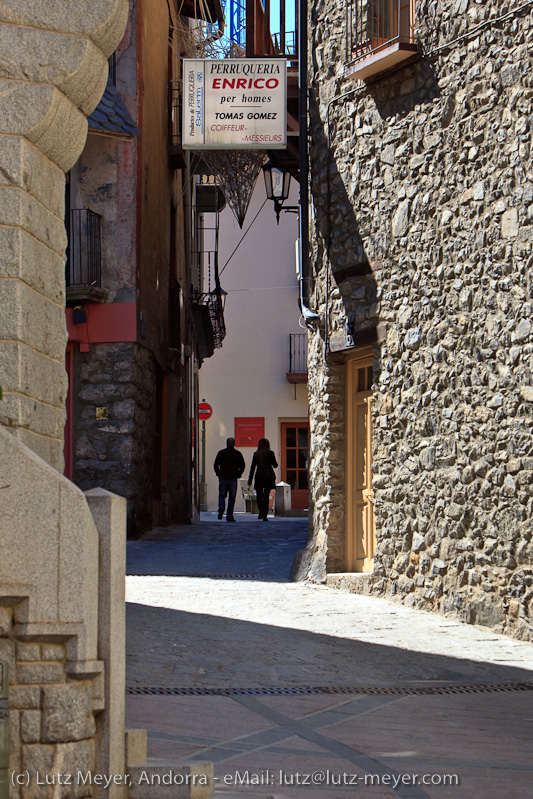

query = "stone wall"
0;4;155;796
72;133;137;304
0;0;128;471
0;427;128;799
2;637;97;799
73;343;157;536
303;0;533;639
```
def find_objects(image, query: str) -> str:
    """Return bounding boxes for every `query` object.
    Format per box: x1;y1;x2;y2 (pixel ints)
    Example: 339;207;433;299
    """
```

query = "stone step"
274;509;308;517
125;728;147;767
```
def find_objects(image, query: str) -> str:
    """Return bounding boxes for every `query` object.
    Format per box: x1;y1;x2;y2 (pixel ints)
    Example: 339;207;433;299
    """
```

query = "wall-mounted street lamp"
197;285;227;309
209;285;227;310
262;162;300;224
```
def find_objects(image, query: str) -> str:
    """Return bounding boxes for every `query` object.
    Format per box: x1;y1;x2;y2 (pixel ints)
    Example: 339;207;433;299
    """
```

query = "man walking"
213;437;245;522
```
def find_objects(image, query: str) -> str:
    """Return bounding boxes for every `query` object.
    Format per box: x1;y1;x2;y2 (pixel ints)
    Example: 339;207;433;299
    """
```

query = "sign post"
183;58;287;150
198;402;213;420
198;402;212;512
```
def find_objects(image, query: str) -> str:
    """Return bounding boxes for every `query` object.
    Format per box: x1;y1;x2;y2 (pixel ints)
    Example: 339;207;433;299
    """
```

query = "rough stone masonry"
73;343;157;536
301;0;533;640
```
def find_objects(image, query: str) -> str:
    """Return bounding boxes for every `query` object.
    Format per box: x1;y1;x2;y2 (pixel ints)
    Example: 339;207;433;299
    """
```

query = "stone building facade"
0;0;128;469
65;0;226;535
297;0;533;639
0;2;213;795
70;344;159;533
0;1;132;794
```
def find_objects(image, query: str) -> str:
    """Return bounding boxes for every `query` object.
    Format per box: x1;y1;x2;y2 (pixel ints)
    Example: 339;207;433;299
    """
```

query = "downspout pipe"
298;0;319;325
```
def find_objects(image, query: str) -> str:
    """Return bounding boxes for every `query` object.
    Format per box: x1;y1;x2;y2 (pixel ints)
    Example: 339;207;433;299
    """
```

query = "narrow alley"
2;3;533;799
126;514;533;799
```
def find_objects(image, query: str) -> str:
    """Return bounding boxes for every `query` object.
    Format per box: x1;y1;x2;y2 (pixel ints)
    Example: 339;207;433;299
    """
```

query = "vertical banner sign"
184;60;204;145
183;59;287;149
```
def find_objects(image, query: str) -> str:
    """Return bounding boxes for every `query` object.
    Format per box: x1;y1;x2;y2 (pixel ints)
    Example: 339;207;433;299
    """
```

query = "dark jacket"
248;450;278;490
214;446;245;480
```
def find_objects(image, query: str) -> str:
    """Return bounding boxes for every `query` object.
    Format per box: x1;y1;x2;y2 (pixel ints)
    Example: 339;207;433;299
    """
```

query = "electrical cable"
219;198;268;276
425;0;533;57
322;0;533;354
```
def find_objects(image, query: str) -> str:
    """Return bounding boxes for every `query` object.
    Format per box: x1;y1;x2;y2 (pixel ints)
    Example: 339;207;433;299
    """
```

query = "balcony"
190;178;227;358
205;286;226;349
346;0;417;80
272;29;298;58
168;80;186;170
66;209;107;304
190;286;226;360
190;246;226;359
286;333;308;383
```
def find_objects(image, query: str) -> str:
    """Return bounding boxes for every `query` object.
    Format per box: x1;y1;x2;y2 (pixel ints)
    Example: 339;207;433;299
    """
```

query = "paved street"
126;512;533;798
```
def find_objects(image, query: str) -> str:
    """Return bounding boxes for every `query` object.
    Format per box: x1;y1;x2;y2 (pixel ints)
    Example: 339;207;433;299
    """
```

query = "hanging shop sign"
182;58;287;150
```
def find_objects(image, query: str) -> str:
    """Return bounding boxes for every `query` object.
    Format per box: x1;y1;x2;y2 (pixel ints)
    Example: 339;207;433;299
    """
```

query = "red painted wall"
66;303;137;351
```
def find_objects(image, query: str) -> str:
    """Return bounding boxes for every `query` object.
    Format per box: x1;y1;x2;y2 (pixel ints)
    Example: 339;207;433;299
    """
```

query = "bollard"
275;482;292;516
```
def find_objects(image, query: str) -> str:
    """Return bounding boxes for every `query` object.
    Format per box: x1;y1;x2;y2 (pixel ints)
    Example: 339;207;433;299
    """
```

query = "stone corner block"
0;608;13;636
84;488;127;552
84;487;128;518
0;0;129;60
22;739;95;791
125;729;147;768
20;710;41;744
17;663;64;685
42;682;95;743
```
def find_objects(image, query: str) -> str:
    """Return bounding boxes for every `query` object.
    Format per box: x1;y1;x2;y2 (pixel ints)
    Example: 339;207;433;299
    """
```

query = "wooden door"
281;422;309;510
346;354;376;572
398;0;414;39
373;1;413;43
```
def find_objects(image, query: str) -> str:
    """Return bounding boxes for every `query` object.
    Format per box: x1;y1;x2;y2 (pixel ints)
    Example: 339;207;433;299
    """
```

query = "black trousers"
256;486;270;518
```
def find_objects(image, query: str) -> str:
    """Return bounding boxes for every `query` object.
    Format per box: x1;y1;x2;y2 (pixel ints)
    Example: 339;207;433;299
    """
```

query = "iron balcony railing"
289;333;308;374
272;29;297;57
190;249;226;350
66;209;102;287
223;0;299;62
190;287;226;350
347;0;415;64
205;286;226;349
169;80;181;148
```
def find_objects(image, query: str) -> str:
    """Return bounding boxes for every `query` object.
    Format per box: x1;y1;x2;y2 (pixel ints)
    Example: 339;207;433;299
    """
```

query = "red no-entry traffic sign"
198;402;213;421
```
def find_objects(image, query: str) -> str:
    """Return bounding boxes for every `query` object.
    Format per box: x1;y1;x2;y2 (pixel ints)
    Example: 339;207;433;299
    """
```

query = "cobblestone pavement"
126;513;533;799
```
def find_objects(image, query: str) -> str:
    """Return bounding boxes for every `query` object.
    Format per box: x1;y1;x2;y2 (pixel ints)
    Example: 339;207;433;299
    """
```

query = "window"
281;423;309;509
66;209;103;288
346;0;417;80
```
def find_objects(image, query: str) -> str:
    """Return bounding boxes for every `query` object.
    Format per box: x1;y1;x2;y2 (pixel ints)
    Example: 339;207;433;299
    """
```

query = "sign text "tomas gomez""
182;59;287;149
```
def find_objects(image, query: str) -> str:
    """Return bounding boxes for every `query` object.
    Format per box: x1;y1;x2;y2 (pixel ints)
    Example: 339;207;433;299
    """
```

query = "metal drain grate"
128;573;261;579
126;682;533;697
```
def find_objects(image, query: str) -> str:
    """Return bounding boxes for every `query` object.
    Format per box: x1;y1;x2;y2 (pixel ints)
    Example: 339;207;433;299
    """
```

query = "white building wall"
199;179;308;511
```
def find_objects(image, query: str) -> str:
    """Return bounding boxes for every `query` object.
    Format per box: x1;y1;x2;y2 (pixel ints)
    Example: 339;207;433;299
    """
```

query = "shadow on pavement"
127;515;309;582
126;602;533;690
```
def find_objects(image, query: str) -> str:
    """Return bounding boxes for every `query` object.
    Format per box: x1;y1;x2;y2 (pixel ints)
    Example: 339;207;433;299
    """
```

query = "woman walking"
248;438;278;521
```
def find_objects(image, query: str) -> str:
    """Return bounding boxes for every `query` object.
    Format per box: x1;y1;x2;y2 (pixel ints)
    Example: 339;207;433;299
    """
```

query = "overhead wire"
219;199;268;276
321;0;533;353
